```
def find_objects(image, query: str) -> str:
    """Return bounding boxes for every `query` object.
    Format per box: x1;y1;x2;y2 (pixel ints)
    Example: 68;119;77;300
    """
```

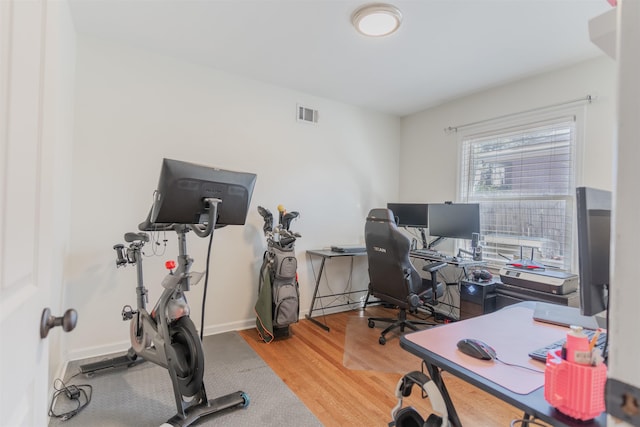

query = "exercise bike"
80;201;249;426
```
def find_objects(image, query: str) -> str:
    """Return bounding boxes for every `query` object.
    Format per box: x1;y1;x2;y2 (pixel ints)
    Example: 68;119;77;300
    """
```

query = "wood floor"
239;306;541;426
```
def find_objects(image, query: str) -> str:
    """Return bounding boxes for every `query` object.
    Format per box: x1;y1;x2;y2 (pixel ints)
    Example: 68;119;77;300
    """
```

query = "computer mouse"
456;338;496;361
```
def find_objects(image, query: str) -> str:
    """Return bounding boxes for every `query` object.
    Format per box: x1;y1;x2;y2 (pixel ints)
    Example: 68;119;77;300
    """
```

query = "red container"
544;349;607;420
565;326;590;364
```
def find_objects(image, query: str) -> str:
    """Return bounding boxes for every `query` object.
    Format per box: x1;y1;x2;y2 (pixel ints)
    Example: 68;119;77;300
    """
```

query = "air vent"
297;104;318;124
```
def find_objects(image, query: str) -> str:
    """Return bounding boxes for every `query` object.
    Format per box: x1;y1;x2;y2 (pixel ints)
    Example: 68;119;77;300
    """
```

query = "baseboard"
67;339;132;363
65;305;362;363
67;317;257;361
53;359;69;381
203;317;256;335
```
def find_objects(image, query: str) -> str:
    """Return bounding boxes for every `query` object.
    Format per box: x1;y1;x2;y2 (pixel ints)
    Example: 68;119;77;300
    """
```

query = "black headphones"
389;371;449;427
472;269;493;282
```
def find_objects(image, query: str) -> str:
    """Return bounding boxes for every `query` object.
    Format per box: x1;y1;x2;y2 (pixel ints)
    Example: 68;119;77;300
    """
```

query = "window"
459;118;576;271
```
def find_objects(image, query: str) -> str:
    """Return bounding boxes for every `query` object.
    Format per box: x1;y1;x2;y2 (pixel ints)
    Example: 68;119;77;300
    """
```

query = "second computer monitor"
428;203;480;240
386;203;429;228
576;186;611;318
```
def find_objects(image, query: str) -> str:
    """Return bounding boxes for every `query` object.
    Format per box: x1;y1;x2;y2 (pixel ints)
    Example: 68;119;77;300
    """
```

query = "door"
0;0;53;425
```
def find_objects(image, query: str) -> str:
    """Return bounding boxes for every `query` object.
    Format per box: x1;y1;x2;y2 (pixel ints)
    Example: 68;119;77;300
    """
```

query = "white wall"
401;56;617;203
65;36;400;359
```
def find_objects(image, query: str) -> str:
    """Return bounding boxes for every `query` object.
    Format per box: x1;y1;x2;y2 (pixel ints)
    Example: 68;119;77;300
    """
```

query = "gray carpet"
49;331;322;426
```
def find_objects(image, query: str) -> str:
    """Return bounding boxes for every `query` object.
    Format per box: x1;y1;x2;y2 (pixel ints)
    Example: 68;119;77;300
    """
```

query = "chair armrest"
422;261;447;273
421;262;446;306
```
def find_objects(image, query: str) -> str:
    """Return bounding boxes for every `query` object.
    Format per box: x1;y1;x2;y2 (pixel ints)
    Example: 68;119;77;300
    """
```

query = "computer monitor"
150;158;257;226
576;186;611;318
386;203;429;228
428;203;480;240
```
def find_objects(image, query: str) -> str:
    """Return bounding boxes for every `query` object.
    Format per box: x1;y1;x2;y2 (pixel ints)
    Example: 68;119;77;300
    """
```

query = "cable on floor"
48;378;93;421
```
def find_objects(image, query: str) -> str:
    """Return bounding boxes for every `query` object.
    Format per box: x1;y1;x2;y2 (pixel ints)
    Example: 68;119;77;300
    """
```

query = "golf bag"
255;205;301;343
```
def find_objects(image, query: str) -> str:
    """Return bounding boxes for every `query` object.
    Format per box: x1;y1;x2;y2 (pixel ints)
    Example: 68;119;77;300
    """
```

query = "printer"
499;261;578;295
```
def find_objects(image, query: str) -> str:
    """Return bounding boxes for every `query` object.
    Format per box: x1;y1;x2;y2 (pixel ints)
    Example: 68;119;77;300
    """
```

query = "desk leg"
425;362;463;427
306;257;330;332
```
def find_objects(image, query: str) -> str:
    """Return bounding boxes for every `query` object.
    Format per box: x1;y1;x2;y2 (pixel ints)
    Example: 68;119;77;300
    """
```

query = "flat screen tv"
428;203;480;240
576;186;611;318
386;203;429;228
150;158;257;226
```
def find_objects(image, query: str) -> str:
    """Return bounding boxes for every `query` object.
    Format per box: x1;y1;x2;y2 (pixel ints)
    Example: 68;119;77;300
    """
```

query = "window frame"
455;106;587;273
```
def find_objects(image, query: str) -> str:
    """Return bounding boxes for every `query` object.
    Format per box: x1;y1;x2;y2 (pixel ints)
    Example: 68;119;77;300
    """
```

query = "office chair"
364;208;446;345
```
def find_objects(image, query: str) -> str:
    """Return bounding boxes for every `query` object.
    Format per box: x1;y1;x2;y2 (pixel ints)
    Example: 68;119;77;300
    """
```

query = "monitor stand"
594;312;608;329
428;236;446;250
419;228;428;249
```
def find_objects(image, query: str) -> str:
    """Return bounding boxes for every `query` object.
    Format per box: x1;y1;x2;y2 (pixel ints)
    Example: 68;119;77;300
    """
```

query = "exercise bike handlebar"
137;198;221;238
113;244;128;266
138;208;176;232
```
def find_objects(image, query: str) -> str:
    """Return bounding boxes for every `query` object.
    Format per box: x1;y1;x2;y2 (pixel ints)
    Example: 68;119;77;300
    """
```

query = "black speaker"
460;280;497;320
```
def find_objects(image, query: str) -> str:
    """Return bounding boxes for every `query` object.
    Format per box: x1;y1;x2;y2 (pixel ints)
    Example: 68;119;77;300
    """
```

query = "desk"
410;250;487;319
399;302;606;427
410;249;485;273
306;249;367;331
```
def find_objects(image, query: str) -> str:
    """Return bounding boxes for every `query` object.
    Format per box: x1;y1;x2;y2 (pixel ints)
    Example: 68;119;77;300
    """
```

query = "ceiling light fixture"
351;3;402;37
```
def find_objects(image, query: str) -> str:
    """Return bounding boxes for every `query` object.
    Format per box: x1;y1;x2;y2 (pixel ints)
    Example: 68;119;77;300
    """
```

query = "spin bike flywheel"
168;316;205;397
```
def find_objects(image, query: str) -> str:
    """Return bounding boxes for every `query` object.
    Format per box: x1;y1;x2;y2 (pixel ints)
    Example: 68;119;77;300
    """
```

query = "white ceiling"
68;0;612;117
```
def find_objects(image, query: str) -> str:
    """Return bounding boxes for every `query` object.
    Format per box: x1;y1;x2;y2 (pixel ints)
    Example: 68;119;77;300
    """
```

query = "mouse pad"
404;305;567;395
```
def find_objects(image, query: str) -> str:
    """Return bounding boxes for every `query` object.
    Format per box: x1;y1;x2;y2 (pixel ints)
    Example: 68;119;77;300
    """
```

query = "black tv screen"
428;203;480;240
150;158;257;226
386;203;429;228
576;186;611;317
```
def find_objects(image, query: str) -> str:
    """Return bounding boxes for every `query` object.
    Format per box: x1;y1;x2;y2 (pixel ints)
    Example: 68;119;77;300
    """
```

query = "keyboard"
411;248;441;257
528;329;607;362
330;246;366;254
411;249;453;261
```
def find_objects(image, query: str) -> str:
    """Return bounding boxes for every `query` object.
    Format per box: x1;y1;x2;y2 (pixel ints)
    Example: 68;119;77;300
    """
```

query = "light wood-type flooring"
239;305;549;426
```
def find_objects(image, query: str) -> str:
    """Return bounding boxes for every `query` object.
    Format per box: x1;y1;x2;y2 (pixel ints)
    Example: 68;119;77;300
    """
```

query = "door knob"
40;308;77;338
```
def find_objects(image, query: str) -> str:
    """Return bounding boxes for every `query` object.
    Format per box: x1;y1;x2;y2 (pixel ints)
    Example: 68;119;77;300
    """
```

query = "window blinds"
459;119;576;270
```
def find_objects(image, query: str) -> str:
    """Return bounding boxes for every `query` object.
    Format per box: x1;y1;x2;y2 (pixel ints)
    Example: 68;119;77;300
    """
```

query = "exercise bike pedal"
121;305;137;321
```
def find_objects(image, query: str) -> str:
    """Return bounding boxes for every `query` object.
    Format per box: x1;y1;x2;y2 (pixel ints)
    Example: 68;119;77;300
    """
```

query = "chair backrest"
365;208;422;308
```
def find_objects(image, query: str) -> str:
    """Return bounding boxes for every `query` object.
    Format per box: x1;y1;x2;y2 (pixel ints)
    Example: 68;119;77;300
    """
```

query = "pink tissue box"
544;349;607;420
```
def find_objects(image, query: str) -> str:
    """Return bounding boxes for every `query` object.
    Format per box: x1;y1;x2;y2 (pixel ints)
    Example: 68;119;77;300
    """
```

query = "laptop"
532;302;600;330
330;245;366;254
